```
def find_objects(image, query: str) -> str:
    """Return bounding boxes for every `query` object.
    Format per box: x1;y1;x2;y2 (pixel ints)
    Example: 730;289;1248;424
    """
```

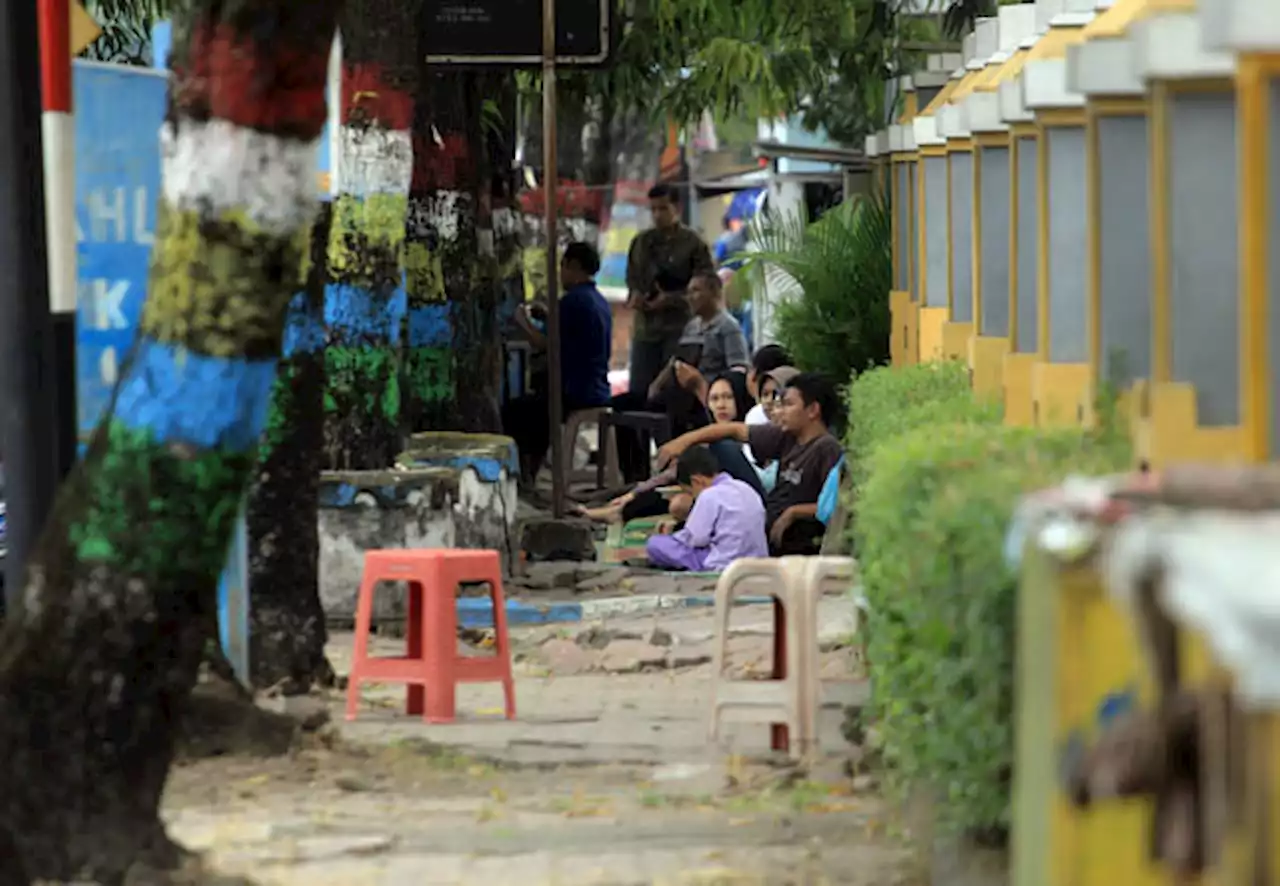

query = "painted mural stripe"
407;305;451;348
404;240;445;304
325;283;407;344
340;62;414;131
336;127;414;197
175;20;332;140
140;200;307;358
112;337;279;451
283;292;328;356
327;193;409;285
71;419;255;574
161;118;321;236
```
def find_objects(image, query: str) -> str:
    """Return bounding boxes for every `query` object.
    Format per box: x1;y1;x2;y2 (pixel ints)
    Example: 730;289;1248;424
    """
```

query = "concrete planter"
318;433;519;623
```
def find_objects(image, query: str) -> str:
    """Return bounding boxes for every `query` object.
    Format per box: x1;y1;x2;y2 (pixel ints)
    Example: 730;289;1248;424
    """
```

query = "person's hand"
674;359;701;391
655;438;686;471
609;492;636;508
769;507;796;547
514;303;531;325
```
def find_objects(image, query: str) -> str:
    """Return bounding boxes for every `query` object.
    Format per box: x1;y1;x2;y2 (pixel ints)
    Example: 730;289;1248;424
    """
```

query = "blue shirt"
560;282;612;408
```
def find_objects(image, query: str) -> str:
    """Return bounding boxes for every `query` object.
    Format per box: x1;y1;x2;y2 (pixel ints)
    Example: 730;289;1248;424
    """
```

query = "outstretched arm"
655;422;749;470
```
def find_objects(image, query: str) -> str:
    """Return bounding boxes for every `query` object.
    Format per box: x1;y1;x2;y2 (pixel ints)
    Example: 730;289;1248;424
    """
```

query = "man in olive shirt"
624;184;715;395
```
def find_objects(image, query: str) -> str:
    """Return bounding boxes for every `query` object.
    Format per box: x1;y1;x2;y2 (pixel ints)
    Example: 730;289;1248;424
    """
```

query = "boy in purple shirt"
646;446;769;572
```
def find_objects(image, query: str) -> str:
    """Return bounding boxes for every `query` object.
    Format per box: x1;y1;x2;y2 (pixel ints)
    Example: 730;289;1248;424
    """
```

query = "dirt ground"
160;596;927;886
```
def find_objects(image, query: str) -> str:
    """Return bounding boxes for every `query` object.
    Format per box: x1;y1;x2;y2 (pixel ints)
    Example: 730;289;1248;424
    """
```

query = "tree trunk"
246;205;333;692
413;71;512;433
324;0;420;470
0;1;337;879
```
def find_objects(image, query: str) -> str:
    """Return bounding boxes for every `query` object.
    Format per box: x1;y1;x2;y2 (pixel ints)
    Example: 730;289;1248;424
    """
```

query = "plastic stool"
708;557;820;758
708;556;861;760
563;406;620;489
345;549;516;724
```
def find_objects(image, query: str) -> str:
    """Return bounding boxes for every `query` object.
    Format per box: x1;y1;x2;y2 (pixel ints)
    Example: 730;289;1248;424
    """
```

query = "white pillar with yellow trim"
913;59;966;362
1067;0;1154;438
937;19;1000;363
964;5;1039;399
887;72;918;369
1202;0;1280;469
1132;0;1244;465
1023;0;1096;428
999;0;1063;425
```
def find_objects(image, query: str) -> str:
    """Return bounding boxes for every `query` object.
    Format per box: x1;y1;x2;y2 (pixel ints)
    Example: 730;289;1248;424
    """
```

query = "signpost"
424;0;612;65
422;0;614;518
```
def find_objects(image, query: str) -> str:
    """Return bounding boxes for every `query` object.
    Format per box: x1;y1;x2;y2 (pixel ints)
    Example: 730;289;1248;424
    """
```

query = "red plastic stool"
344;549;516;724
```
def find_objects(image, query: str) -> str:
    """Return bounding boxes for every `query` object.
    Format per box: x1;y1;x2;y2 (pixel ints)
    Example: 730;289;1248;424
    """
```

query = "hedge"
851;373;1130;836
845;361;1000;488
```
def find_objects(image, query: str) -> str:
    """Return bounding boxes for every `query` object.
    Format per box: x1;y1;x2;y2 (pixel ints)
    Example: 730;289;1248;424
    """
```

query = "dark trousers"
770;517;827;557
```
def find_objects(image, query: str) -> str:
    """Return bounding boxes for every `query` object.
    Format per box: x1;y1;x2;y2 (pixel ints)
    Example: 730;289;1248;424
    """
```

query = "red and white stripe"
334;53;414;202
39;0;76;316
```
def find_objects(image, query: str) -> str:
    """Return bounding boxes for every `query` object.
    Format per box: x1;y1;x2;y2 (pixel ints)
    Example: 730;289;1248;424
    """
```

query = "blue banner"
75;61;167;443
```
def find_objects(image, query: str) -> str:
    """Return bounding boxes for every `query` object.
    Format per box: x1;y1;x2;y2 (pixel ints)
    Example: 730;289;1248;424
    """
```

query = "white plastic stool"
707;555;860;760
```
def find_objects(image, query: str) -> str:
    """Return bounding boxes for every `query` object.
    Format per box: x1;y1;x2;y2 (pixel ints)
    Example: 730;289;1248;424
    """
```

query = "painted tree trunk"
246;204;332;692
324;0;419;470
0;1;337;879
412;71;516;434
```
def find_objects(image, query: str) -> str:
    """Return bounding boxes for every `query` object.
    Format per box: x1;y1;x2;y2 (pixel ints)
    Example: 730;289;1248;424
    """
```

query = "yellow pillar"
939;18;1000;363
1069;0;1155;434
1236;51;1280;463
1136;0;1248;466
1026;16;1092;428
966;5;1039;399
886;76;919;369
915;74;963;361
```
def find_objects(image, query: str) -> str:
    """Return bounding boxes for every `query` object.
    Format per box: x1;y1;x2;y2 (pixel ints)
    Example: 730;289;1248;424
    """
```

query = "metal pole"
39;0;78;482
0;0;59;609
542;0;564;518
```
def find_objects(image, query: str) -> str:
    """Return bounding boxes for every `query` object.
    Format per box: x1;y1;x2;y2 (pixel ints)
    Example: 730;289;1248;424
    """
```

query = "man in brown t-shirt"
656;372;843;555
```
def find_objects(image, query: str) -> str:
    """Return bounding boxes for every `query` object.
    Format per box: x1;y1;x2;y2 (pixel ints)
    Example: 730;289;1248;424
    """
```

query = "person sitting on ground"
579;371;761;525
502;241;611;486
743;344;792;426
655;372;844;556
645;445;769;573
745;365;799;492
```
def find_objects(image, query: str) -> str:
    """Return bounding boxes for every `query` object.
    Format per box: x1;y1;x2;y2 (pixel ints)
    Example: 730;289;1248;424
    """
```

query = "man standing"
504;242;612;485
624;184;715;396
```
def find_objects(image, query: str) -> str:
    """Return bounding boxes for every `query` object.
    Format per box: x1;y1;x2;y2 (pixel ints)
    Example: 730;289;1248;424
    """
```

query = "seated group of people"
498;238;844;574
616;348;843;570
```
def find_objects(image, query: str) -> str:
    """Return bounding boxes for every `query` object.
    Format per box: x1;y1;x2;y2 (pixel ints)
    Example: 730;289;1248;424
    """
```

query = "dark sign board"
424;0;613;66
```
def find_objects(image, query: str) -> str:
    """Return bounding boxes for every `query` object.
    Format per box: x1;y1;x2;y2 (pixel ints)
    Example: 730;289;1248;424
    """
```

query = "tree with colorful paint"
0;0;338;877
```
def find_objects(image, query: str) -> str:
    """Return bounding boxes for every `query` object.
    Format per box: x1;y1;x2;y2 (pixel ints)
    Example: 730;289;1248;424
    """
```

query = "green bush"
738;192;892;385
845;361;1000;487
855;421;1130;835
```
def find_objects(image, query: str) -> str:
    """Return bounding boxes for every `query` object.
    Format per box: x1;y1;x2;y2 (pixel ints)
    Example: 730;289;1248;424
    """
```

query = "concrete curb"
457;592;777;628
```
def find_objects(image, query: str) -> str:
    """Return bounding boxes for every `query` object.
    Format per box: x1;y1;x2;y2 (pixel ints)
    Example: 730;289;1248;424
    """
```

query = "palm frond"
737;192;892;385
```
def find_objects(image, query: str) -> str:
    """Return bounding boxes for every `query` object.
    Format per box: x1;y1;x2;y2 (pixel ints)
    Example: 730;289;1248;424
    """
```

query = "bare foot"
581;505;624;524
